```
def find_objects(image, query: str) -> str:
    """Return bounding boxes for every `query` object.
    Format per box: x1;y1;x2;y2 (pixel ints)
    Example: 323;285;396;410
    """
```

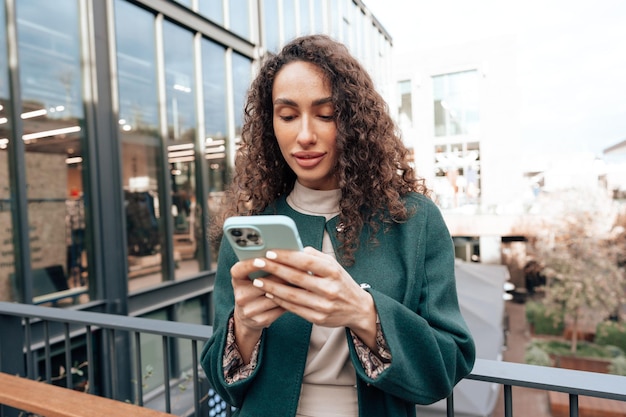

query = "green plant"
595;321;626;353
525;300;564;336
528;338;624;360
609;356;626;376
524;343;553;367
50;361;89;392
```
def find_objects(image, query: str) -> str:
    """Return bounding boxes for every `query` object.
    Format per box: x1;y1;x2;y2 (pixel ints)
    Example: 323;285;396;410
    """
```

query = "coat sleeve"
200;236;264;408
349;197;476;405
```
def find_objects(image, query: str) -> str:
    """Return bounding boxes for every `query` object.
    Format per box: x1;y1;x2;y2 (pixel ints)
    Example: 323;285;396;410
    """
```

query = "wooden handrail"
0;372;176;417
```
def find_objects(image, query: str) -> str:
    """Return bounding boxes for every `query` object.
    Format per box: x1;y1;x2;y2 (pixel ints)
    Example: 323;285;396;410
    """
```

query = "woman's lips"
293;152;326;168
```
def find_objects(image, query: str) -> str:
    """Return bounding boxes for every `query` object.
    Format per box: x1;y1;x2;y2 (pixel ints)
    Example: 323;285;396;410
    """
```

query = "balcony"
1;301;625;417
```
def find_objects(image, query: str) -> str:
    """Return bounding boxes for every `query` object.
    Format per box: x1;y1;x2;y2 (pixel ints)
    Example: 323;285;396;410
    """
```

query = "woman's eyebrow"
273;97;297;106
273;97;333;106
312;97;333;106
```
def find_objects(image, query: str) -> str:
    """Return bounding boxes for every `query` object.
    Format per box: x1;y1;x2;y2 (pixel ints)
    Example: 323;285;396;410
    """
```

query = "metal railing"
1;301;626;417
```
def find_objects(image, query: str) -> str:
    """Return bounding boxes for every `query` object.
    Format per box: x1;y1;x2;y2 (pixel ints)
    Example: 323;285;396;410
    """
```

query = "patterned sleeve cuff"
350;320;392;379
223;315;261;384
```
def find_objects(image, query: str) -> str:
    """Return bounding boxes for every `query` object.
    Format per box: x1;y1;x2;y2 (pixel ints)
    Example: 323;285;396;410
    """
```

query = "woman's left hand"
250;247;379;348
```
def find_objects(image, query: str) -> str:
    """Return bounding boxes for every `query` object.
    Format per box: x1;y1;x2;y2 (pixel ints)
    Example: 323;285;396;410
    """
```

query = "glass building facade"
1;1;392;395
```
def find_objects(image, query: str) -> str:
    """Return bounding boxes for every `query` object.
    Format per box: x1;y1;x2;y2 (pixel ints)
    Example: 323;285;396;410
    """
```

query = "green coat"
201;192;475;417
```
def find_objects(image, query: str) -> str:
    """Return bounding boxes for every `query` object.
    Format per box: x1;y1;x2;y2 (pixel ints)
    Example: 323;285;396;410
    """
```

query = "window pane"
202;39;228;195
163;21;200;280
0;3;16;302
329;0;340;39
16;0;90;305
299;0;311;35
283;0;296;42
114;0;165;289
433;142;481;209
164;21;196;144
342;0;352;50
398;80;413;128
228;0;249;40
231;52;252;139
199;0;223;25
263;0;280;53
433;70;480;137
313;0;324;34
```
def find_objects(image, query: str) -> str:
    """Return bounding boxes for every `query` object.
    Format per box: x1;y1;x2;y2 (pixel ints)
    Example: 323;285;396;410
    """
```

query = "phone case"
223;215;304;279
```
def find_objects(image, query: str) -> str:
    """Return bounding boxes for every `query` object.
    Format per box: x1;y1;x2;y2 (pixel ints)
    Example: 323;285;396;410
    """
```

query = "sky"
363;0;626;158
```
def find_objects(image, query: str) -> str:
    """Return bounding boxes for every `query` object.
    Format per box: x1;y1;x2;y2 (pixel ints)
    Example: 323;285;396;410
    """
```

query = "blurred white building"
392;36;525;264
388;32;623;281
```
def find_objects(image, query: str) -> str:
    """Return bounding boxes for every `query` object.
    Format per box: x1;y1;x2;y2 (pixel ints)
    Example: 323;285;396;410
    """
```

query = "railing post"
0;314;25;417
504;384;513;417
446;392;454;417
569;394;579;417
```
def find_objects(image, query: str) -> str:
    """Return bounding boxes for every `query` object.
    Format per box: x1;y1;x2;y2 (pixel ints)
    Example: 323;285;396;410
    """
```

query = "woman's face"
272;61;339;190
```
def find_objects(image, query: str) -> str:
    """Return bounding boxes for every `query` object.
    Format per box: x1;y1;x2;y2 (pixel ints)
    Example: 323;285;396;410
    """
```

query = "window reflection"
164;21;196;143
202;38;228;234
0;2;15;302
202;39;227;192
231;52;252;139
114;0;166;288
434;142;481;210
15;0;90;305
433;70;480;137
163;21;200;279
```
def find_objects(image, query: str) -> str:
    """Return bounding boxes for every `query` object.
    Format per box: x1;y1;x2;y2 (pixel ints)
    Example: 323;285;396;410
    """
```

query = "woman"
201;34;475;417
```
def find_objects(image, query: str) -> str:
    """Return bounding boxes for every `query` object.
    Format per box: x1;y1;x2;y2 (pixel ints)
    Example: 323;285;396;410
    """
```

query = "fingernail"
253;258;266;268
252;279;264;288
265;292;274;299
266;250;277;259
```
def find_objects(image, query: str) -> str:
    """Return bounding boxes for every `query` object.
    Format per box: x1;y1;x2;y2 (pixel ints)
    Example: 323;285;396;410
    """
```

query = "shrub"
609;356;626;376
524;343;553;367
525;300;564;336
529;339;624;359
595;321;626;353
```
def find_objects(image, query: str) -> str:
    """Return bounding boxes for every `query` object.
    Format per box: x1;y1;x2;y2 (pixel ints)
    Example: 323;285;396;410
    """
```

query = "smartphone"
223;215;304;279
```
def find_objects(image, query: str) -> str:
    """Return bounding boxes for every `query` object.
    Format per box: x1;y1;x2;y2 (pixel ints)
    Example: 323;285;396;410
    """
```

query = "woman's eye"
279;115;296;121
319;115;334;121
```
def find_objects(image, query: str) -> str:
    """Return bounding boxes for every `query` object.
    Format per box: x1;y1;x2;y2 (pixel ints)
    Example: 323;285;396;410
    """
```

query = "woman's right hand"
230;260;286;363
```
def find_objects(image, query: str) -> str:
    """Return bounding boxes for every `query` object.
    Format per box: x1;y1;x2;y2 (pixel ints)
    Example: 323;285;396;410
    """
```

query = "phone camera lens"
230;229;243;237
235;238;247;247
247;232;260;243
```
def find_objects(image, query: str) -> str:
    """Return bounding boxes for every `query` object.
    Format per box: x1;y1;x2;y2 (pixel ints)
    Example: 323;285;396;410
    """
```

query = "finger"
235;303;286;330
252;258;317;290
235;290;286;319
264;249;338;282
231;258;269;282
264;290;338;326
252;276;332;316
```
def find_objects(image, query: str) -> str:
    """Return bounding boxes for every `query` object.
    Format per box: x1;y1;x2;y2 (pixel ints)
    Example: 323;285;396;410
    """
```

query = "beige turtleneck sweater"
287;181;358;417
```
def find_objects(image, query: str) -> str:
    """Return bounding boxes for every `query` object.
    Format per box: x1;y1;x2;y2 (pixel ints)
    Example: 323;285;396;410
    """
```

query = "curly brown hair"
213;35;429;265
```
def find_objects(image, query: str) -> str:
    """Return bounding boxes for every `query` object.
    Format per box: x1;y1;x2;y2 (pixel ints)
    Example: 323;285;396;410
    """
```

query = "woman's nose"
296;117;316;145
